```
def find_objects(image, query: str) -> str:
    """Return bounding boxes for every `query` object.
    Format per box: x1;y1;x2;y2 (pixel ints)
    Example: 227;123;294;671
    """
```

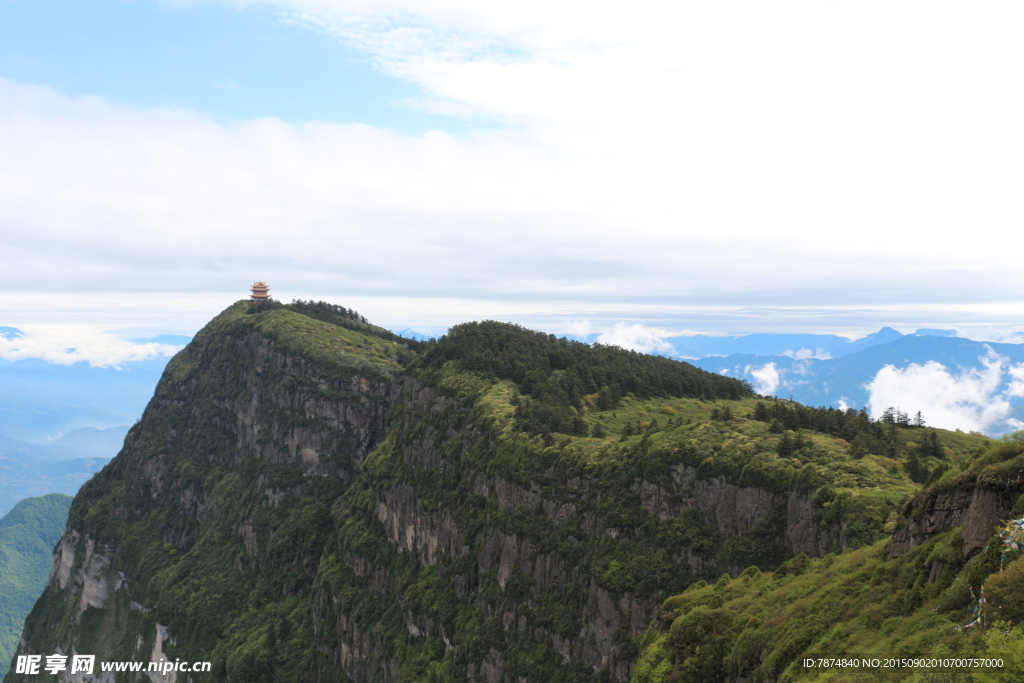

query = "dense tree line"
752;400;878;439
248;298;432;351
412;321;752;435
288;299;368;324
751;399;945;482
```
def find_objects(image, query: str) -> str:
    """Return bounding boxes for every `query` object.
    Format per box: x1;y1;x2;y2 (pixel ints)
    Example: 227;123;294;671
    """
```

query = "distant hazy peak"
856;326;903;342
130;334;193;345
909;328;958;337
393;328;436;341
50;425;131;449
846;326;904;352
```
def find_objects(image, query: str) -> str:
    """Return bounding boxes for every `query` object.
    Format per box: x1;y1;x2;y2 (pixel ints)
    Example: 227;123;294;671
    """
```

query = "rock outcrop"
886;473;1024;560
7;303;894;683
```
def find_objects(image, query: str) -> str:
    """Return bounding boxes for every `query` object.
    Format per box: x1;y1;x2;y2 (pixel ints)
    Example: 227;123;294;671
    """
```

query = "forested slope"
0;494;72;678
3;302;990;682
633;434;1024;682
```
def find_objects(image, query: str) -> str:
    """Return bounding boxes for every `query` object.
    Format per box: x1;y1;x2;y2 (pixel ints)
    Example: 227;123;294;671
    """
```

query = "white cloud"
864;347;1024;434
782;348;833;361
956;328;1024;344
562;319;591;339
1006;364;1024;399
595;323;673;355
0;326;183;368
4;1;1024;333
790;359;815;377
745;362;781;396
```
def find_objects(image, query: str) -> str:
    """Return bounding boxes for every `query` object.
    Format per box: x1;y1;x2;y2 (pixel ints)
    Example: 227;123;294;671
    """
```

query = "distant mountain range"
0;426;128;462
687;334;1024;434
536;326;1020;434
0;330;182;443
392;327;436;342
0;330;176;514
10;301;1009;682
3;323;1023;454
657;326;976;359
0;427;123;517
664;325;913;358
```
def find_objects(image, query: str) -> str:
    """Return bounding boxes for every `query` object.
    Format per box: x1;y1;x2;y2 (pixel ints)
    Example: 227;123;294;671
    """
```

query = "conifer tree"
906;450;929;484
849;433;869;458
779;432;794;457
793;432;806;451
572;415;589;436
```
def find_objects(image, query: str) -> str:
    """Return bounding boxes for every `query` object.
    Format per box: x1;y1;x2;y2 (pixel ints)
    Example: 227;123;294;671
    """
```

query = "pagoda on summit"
250;281;270;303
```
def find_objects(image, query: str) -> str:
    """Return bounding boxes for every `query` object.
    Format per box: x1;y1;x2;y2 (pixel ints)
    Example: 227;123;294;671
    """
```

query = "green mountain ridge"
633;434;1024;682
0;494;73;678
3;301;1002;682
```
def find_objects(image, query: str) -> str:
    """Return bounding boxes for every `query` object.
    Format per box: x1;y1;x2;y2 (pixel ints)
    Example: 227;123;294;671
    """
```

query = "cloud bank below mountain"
865;348;1024;434
0;326;183;368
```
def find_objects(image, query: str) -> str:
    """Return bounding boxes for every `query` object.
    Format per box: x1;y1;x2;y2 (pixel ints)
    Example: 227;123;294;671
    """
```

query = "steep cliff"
886;437;1024;561
8;303;407;683
632;436;1024;683
6;302;950;683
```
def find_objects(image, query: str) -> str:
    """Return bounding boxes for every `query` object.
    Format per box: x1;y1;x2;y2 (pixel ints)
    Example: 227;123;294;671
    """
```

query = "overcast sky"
2;0;1022;343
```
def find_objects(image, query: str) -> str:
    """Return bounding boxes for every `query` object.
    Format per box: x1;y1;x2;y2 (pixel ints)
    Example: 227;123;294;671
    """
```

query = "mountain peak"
910;328;958;337
848;326;904;351
130;334;194;345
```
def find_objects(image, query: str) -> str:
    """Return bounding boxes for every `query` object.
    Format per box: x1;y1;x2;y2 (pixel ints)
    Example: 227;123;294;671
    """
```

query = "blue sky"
1;0;1023;351
0;0;461;131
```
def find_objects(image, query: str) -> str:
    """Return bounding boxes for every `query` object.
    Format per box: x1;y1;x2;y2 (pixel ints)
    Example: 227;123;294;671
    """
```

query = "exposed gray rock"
887;480;1019;560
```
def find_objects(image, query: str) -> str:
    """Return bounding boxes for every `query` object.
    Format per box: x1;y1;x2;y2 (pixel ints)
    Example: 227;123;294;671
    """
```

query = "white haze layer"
0;326;182;368
746;362;781;396
2;0;1024;335
865;348;1024;434
596;323;674;356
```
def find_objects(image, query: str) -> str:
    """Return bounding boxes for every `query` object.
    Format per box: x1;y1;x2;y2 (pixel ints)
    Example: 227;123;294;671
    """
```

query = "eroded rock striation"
8;303;910;683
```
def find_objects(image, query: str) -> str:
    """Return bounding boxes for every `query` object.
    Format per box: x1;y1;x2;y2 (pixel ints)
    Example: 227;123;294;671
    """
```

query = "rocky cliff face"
7;303;901;683
886;469;1024;562
8;304;407;683
631;469;843;559
306;379;855;683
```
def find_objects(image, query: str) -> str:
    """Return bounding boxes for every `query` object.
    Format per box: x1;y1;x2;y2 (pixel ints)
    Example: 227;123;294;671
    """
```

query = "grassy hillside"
632;434;1024;683
0;494;72;678
310;370;963;681
4;302;995;683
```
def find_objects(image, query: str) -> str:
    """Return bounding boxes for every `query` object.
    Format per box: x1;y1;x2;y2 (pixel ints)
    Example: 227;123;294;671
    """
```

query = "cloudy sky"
2;0;1023;346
